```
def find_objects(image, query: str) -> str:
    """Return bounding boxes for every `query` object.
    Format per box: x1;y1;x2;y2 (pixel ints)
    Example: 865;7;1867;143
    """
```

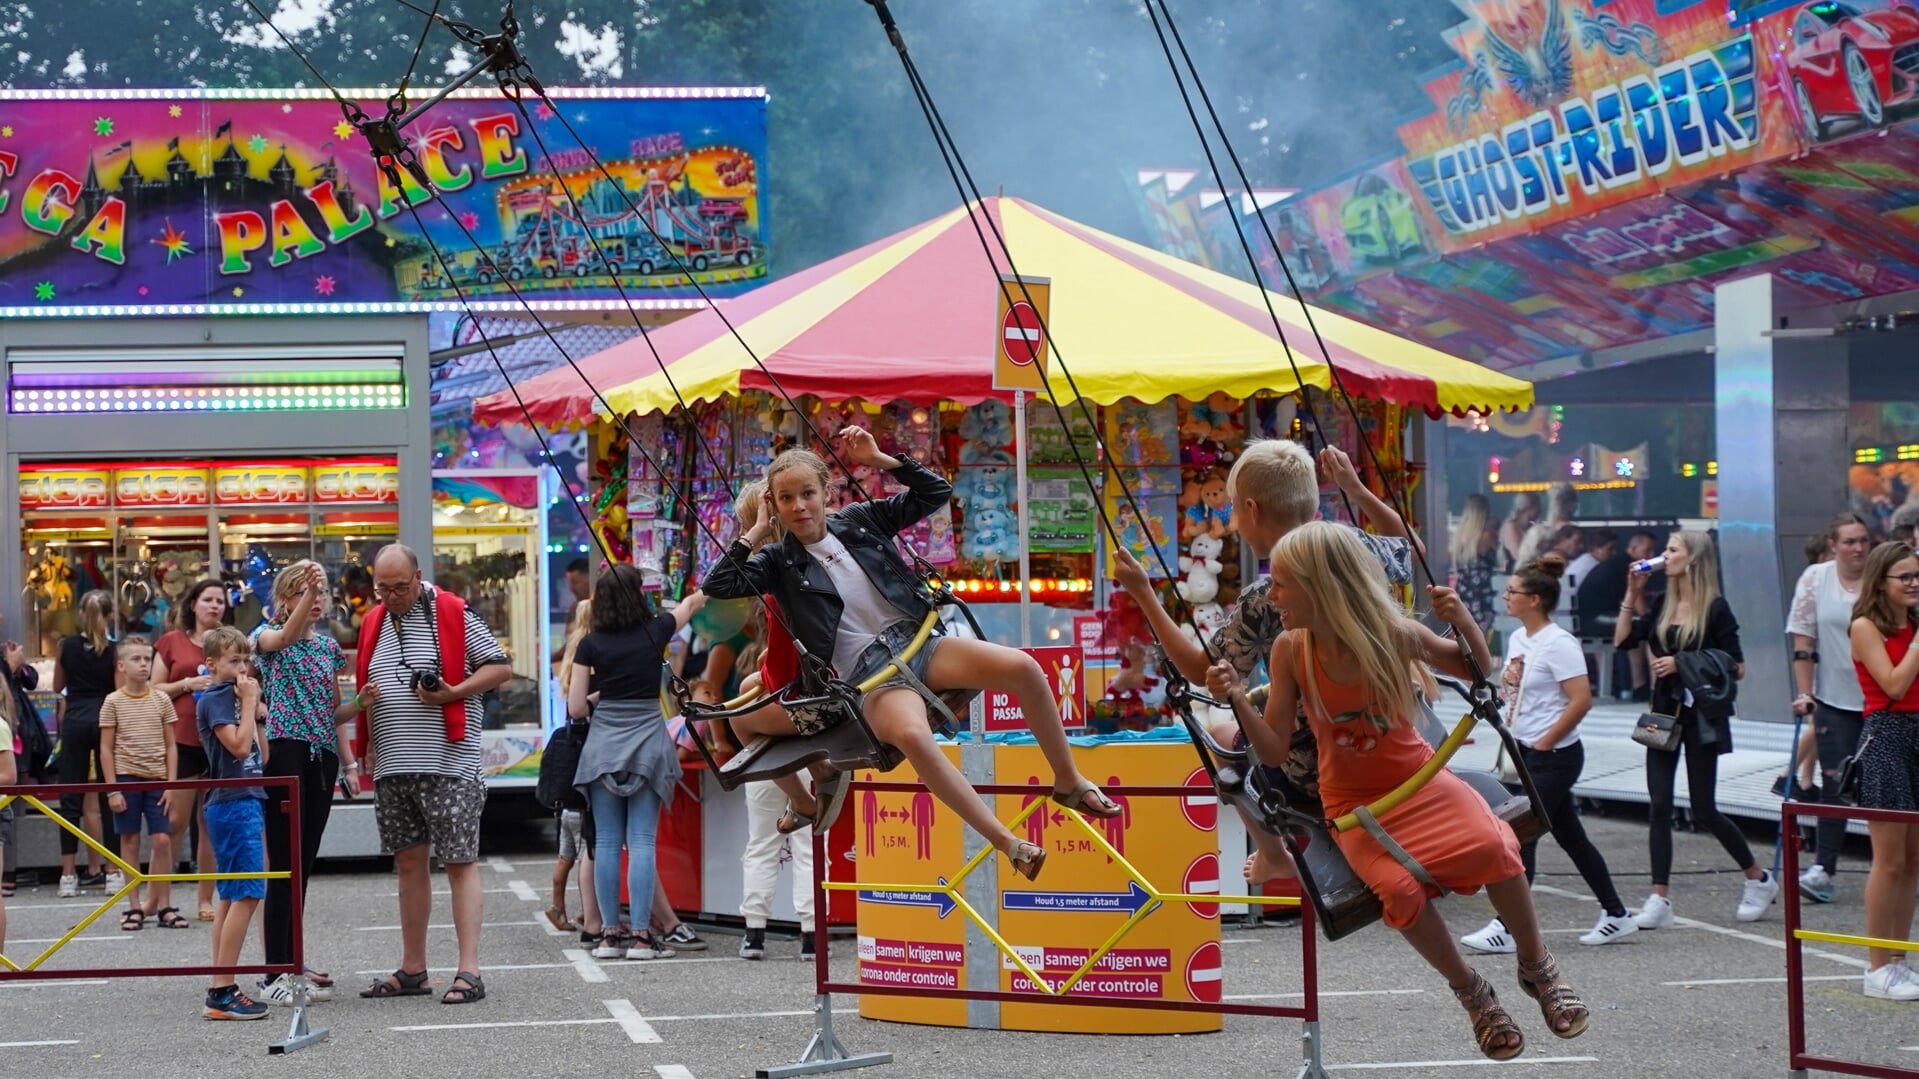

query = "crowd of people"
2;442;1915;1053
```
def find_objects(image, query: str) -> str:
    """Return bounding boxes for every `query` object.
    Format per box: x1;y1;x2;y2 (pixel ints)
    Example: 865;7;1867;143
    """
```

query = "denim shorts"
849;621;944;699
558;808;585;861
204;797;267;902
111;776;172;837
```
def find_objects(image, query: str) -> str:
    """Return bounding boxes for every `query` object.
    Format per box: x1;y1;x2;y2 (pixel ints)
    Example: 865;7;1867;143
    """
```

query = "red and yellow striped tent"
474;197;1531;428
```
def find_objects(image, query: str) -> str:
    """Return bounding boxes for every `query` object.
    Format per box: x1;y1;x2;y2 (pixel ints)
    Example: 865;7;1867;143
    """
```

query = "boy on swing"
703;427;1119;882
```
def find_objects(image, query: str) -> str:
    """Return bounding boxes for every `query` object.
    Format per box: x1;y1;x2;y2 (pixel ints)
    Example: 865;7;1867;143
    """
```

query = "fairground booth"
0;85;769;864
1132;0;1919;725
472;196;1532;958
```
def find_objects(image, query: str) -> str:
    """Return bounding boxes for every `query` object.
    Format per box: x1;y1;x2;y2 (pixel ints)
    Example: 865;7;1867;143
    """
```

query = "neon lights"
1493;480;1636;493
948;578;1094;596
10;384;404;414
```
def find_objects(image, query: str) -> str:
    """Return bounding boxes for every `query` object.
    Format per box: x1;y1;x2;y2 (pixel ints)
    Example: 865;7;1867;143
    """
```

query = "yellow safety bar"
0;792;287;973
1328;711;1476;834
715;608;942;713
824;788;1298;998
1793;928;1919;953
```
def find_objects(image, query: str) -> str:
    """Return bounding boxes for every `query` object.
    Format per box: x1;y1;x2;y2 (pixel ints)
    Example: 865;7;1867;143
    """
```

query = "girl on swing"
1208;521;1588;1060
703;427;1120;882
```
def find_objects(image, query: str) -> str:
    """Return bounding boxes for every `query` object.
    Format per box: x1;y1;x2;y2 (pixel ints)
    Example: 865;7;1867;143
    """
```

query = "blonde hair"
558;598;592;695
271;559;326;619
1227;439;1318;525
1271;521;1431;732
1657;530;1723;649
202;625;250;663
765;449;832;500
1449;493;1490;565
76;589;114;652
735;479;782;544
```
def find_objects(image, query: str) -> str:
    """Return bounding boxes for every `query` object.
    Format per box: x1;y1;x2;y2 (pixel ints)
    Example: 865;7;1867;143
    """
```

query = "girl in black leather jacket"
704;427;1121;883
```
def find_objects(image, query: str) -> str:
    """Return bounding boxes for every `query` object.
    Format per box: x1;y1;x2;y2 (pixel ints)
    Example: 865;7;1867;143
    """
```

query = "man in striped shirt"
356;544;511;1005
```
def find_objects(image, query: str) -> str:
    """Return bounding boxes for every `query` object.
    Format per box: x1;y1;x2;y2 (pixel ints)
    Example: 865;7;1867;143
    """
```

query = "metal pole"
1015;389;1032;646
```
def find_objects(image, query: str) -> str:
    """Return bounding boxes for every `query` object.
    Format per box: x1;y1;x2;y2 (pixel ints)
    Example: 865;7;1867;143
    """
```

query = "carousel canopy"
473;197;1532;428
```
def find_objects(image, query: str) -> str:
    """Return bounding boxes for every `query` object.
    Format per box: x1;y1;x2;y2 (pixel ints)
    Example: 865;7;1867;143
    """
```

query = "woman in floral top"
251;560;360;1003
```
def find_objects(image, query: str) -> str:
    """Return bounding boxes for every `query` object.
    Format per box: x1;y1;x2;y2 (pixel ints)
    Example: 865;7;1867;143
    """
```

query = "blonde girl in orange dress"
1209;521;1589;1060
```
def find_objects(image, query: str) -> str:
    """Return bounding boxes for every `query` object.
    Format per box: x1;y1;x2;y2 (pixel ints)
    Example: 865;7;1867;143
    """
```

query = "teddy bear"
962;506;1017;563
1183;470;1234;540
958;399;1014;452
1178;601;1228;649
1176;533;1223;605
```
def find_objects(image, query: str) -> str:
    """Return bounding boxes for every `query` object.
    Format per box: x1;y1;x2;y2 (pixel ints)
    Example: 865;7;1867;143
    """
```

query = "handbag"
1631;709;1682;752
1493;666;1523;784
536;721;589;811
1833;729;1875;806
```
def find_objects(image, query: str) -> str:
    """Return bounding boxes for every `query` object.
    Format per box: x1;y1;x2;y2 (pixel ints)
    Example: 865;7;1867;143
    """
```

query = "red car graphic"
1785;0;1919;139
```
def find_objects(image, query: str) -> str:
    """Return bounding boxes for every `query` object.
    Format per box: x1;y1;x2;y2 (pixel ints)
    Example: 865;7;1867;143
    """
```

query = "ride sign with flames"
992;273;1050;393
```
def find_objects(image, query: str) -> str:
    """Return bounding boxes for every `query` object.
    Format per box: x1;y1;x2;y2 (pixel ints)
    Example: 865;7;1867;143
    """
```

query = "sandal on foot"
196;907;216;922
1051;781;1123;820
543;904;575;932
1518;951;1590;1039
1453;971;1524;1061
155;906;191;929
1004;840;1048;882
776;802;817;836
120;908;145;932
441;971;486;1005
360;968;432;998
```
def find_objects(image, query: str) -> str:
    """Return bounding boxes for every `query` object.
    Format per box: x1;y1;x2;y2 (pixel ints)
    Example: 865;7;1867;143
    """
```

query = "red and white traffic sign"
1183;852;1220;920
1184;941;1223;1004
1180;767;1217;831
1000;301;1044;366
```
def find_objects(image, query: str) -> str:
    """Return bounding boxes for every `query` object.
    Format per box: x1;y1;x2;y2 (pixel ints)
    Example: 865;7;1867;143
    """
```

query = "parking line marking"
535;914;568;937
0;1040;80;1048
7;936;130;946
655;1067;696;1079
489;856;515;873
1533;883;1867;970
383;888;526;897
1329;1057;1597;1070
354;921;549;932
508;880;539;902
0;979;110;989
645;1008;856;1022
393;1018;615;1033
1662;975;1858;986
563;948;610;983
1226;989;1424;1000
604;998;661;1044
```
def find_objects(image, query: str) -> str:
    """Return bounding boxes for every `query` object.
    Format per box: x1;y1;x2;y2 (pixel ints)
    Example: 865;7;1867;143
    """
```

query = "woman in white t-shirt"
1461;554;1637;955
1786;514;1871;902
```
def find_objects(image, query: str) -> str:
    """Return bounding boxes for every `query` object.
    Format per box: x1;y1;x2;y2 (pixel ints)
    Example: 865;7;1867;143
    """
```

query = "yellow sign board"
992;274;1051;393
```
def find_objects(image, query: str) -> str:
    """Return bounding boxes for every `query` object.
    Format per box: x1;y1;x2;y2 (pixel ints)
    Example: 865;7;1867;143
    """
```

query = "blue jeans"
587;782;663;933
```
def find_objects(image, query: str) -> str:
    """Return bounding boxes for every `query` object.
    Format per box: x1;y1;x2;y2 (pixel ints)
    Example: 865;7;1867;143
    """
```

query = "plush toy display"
1176;533;1223;604
961;506;1018;563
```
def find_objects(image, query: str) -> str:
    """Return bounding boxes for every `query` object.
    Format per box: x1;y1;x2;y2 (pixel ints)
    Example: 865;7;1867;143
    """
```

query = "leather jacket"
701;458;952;673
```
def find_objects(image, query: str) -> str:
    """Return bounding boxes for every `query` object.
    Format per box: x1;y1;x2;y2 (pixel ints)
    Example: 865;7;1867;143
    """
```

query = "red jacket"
760;596;799;694
350;588;471;762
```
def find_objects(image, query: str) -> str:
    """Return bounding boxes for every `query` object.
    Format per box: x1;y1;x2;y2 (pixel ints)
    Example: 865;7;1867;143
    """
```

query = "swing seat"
1452;768;1546;846
720;718;907;788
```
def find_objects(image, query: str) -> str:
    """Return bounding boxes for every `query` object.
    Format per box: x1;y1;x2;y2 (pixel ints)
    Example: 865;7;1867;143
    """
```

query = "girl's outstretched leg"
1487;873;1590;1038
925;638;1117;817
865;687;1043;878
1398;899;1523;1060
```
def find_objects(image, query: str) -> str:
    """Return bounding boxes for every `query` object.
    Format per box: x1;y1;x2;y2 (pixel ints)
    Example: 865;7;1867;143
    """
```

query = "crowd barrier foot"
267;980;329;1056
1296;1020;1331;1079
756;994;892;1079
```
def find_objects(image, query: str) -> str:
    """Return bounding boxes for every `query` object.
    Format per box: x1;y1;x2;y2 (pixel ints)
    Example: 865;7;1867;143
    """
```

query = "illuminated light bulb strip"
1;297;711;319
948;578;1095;596
1491;480;1636;494
10;384;405;413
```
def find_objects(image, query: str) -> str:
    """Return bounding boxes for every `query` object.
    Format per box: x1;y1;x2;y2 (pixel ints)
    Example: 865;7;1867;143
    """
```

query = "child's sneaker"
739;928;766;961
1798;865;1835;904
205;986;269;1020
799;934;818;960
78;869;105;889
1459;917;1515;954
1863;962;1919;1001
626;930;674;961
103;870;125;893
660;923;707;951
591;932;625;960
1578;912;1639;946
1631;894;1674;930
57;875;79;898
1736;871;1780;922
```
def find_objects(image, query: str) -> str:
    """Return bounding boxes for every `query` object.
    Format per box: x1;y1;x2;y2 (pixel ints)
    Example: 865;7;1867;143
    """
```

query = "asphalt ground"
1;812;1913;1079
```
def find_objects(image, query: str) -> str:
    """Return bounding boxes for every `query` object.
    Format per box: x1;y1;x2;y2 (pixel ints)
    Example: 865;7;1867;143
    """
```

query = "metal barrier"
1782;799;1919;1079
0;776;326;1055
762;779;1324;1079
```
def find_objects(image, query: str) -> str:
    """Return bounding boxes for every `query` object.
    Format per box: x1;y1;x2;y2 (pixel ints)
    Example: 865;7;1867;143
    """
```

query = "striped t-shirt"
365;585;508;782
100;687;176;779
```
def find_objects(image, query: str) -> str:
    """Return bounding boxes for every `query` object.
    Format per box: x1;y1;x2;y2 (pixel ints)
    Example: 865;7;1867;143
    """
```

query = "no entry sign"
992;273;1050;392
1180;767;1218;831
1184;941;1223;1003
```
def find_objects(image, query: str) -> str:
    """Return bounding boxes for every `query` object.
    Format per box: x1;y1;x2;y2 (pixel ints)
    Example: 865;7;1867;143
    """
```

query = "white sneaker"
1798;865;1834;904
1632;894;1674;930
1459;917;1515;954
591;934;625;960
256;975;296;1007
57;875;79;898
1736;871;1780;922
103;870;125;893
1863;963;1919;1002
1579;912;1639;946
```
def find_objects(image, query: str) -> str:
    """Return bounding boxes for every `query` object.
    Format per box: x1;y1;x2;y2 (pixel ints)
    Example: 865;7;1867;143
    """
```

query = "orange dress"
1294;634;1522;929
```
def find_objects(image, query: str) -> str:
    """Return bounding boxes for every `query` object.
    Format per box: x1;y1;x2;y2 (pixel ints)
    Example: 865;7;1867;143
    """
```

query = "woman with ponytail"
52;589;119;895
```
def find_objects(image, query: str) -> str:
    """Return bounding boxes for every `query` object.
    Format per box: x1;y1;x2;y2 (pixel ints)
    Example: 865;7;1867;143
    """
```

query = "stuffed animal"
1192;600;1228;644
962;506;1017;563
1183;471;1234;540
1176;533;1223;604
958;399;1014;451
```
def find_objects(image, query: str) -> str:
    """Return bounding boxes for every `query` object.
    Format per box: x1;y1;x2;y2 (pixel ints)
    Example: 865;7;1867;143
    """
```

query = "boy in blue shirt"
197;626;269;1020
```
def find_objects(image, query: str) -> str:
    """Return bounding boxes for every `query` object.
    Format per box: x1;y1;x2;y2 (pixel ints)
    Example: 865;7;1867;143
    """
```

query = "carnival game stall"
472;197;1531;928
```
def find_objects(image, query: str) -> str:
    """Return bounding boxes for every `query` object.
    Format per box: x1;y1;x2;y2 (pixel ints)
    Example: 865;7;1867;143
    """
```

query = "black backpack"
11;681;52;782
535;721;589;812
